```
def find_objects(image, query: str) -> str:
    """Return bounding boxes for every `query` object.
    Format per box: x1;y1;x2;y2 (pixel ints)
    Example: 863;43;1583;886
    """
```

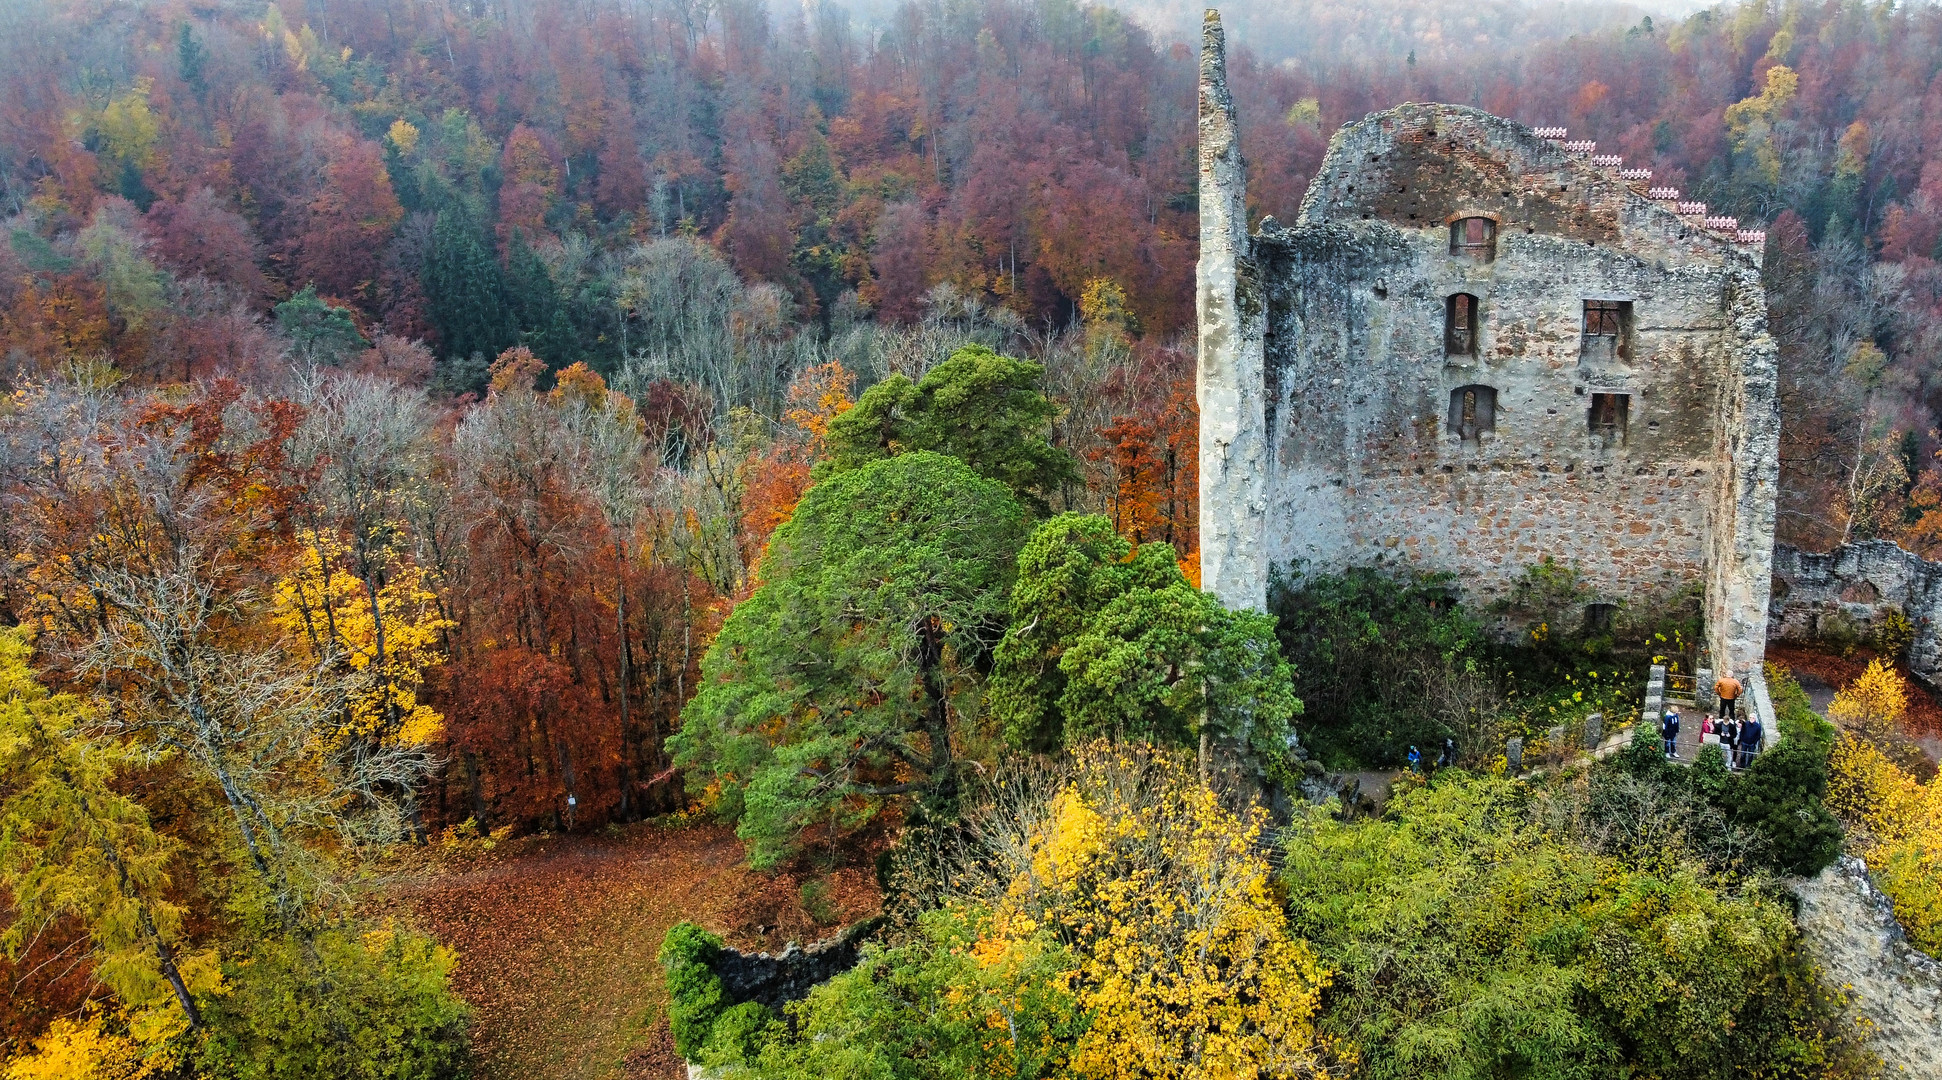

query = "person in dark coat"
1736;714;1764;770
1661;708;1681;759
1437;737;1457;769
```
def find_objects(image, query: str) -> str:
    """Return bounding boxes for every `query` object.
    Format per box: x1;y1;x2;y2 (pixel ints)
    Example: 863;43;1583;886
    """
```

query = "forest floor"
375;820;883;1080
1769;644;1942;763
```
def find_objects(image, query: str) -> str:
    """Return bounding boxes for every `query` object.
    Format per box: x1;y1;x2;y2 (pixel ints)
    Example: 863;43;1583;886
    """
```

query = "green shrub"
743;906;1081;1079
1282;772;1875;1080
800;878;839;926
1733;667;1843;876
1600;668;1841;878
196;923;471;1080
1269;566;1485;768
659;921;727;1059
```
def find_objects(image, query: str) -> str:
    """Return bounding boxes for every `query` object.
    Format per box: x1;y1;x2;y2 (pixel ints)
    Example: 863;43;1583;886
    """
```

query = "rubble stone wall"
1771;539;1942;685
1195;79;1778;673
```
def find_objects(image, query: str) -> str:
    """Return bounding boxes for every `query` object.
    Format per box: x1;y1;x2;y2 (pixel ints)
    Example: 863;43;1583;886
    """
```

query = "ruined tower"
1196;9;1268;613
1195;8;1780;681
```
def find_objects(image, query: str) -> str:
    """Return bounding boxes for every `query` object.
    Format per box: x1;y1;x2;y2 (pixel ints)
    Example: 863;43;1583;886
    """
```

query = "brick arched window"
1450;217;1496;260
1446;293;1480;356
1448;384;1496;443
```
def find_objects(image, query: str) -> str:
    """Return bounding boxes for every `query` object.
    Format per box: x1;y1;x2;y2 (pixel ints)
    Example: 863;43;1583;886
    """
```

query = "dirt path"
377;822;880;1080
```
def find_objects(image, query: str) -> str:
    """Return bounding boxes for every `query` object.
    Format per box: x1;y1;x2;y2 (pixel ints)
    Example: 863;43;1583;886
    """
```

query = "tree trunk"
917;614;955;804
613;537;634;818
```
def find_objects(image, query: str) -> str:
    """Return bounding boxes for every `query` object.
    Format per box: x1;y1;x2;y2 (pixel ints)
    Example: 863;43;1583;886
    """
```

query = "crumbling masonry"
1196;9;1781;685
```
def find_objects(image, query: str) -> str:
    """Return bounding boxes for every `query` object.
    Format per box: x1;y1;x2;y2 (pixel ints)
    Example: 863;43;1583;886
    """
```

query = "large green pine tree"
671;452;1027;867
818;344;1079;511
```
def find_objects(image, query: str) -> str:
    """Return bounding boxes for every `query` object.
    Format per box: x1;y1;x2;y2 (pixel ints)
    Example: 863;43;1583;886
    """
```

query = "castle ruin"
1195;9;1781;689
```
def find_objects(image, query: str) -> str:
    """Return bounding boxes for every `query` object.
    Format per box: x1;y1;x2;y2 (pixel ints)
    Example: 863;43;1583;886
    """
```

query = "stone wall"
1195;10;1268;613
1193;53;1778;671
707;917;883;1014
1771;539;1942;685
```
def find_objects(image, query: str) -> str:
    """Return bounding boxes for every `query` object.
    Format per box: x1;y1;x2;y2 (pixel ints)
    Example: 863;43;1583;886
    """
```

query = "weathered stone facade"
1772;540;1942;686
1196;8;1780;680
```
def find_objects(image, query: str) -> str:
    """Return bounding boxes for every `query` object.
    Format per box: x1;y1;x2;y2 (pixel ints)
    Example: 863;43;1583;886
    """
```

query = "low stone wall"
708;916;882;1015
1770;539;1942;684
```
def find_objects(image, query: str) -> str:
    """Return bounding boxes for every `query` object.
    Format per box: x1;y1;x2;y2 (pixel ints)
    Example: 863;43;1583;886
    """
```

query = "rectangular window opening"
1445;294;1479;356
1584;602;1617;634
1450;217;1497;261
1589;392;1628;448
1581;299;1633;363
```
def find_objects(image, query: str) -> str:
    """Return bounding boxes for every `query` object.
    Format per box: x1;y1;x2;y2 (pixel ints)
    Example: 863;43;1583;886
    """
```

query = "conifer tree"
422;208;512;374
672;452;1027;866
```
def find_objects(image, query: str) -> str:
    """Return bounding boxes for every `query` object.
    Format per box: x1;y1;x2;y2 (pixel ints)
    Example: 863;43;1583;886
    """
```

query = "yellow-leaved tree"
1829;732;1942;956
272;530;451;748
916;744;1337;1080
0;628;223;1079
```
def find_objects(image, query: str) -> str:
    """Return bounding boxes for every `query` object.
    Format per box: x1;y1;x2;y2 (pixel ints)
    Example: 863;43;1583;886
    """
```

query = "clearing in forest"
377;822;881;1080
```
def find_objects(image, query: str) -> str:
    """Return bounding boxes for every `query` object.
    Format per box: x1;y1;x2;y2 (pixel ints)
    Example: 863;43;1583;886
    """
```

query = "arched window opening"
1446;293;1480;356
1450;217;1496;260
1448;384;1497;443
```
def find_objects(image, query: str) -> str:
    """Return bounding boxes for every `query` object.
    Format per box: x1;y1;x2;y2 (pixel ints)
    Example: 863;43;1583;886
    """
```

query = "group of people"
1660;672;1763;769
1406;737;1461;774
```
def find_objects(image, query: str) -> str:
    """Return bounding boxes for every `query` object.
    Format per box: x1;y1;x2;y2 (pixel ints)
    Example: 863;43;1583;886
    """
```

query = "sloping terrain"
378;824;881;1080
1793;858;1942;1077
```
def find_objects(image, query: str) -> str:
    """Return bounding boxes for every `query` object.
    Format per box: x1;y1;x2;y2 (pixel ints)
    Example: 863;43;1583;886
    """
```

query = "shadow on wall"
1771;540;1942;684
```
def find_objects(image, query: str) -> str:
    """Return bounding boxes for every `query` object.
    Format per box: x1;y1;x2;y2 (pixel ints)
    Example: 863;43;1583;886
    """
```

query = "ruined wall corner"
1197;8;1268;613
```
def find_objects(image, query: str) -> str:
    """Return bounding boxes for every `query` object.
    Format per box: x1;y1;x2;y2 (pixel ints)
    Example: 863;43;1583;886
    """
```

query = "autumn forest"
4;0;1942;1076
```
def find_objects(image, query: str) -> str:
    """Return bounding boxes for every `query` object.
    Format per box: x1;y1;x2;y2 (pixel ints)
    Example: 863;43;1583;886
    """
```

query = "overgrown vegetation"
1269;566;1488;769
663;746;1875;1078
668;743;1334;1079
1270;560;1673;771
1286;771;1873;1080
1825;659;1942;958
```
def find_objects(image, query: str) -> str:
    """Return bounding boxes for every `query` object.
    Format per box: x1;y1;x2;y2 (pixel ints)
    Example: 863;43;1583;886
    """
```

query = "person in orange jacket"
1715;671;1743;721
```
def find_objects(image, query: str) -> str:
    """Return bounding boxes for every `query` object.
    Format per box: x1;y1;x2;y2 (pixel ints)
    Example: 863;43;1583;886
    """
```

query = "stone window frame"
1583;602;1618;634
1445;293;1480;357
1588;391;1628;448
1448;215;1498;261
1448;384;1497;443
1580;298;1634;361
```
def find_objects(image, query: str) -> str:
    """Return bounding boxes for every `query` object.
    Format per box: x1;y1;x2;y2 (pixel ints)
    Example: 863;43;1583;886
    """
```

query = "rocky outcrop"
1791;857;1942;1077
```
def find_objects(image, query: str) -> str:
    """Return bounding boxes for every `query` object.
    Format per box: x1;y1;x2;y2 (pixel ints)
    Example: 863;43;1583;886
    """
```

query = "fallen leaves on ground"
375;822;882;1080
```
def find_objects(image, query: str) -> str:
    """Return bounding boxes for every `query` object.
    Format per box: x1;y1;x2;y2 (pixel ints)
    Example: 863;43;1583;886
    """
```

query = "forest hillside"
0;0;1940;1077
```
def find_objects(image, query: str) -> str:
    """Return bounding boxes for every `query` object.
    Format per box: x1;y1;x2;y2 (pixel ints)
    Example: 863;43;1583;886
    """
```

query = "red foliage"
292;135;405;312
